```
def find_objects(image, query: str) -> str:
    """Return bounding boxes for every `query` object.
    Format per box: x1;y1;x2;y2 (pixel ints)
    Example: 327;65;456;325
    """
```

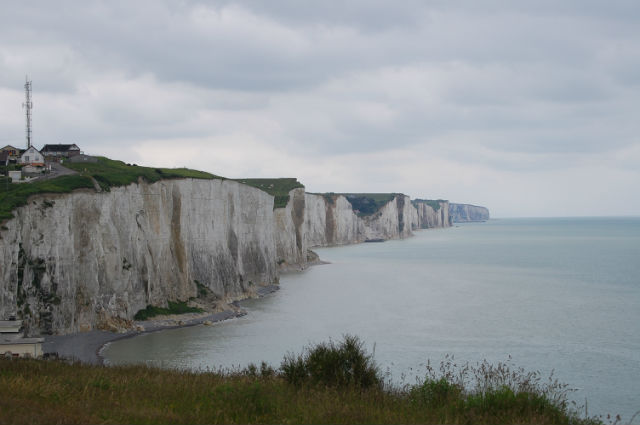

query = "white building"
19;146;45;166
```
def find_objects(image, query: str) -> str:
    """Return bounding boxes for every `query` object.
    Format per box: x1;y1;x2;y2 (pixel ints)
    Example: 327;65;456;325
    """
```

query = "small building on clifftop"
19;146;45;166
41;143;81;161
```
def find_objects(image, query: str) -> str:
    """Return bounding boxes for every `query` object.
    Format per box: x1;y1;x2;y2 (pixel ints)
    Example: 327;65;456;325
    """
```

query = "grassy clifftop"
0;175;95;221
314;193;398;217
412;199;449;211
65;157;220;191
235;178;304;209
0;156;307;221
0;157;220;222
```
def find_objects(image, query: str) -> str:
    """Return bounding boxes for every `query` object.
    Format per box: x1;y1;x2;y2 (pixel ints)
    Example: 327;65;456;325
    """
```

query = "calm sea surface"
104;217;640;420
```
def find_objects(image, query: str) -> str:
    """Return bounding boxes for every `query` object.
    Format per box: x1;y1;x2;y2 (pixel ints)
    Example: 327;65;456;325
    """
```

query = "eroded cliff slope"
0;179;277;335
302;193;418;248
412;199;452;229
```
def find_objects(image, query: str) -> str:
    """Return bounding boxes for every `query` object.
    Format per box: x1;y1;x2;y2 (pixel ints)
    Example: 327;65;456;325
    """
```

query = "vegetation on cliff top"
329;193;397;217
0;156;310;221
0;336;600;424
0;157;220;222
311;193;398;216
0;174;95;221
65;157;220;191
412;199;448;211
345;193;397;216
235;178;304;209
1;158;423;221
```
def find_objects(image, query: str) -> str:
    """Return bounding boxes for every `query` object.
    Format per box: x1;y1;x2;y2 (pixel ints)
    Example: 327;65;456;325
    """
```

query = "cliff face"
273;187;306;269
302;193;417;249
0;178;462;336
449;203;490;222
413;200;452;229
303;194;362;247
0;179;277;335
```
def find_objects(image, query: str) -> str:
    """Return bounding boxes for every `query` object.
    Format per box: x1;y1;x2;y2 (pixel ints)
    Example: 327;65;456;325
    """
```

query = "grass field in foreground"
0;336;601;425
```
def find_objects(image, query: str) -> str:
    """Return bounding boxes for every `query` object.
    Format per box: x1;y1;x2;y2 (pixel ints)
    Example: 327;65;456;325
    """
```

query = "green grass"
412;199;448;211
306;193;398;216
0;336;600;424
0;175;95;221
343;193;397;216
133;301;204;321
0;157;221;222
65;157;220;191
234;178;304;209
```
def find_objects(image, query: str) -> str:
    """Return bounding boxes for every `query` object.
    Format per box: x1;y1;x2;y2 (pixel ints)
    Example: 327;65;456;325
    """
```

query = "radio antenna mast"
23;76;33;149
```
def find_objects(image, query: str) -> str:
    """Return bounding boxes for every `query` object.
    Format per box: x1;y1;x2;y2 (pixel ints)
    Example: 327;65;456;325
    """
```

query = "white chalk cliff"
449;203;490;222
0;179;277;335
0;178;472;335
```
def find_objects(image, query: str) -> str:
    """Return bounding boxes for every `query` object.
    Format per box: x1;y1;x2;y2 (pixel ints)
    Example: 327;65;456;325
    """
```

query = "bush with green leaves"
133;301;203;321
280;335;382;389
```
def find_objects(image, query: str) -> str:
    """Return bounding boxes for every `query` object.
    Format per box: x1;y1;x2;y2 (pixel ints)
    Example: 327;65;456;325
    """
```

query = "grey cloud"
1;1;639;216
2;0;635;96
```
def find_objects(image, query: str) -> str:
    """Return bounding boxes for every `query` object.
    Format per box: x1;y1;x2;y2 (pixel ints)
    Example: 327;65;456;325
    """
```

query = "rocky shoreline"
43;285;280;365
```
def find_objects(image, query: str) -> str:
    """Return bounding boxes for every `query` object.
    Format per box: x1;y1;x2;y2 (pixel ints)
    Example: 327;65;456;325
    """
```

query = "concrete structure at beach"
0;320;44;358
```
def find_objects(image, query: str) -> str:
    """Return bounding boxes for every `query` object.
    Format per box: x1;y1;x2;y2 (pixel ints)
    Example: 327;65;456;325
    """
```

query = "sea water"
104;217;640;420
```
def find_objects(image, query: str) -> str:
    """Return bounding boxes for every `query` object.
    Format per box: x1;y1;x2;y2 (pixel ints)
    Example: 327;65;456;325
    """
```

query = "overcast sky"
1;1;639;217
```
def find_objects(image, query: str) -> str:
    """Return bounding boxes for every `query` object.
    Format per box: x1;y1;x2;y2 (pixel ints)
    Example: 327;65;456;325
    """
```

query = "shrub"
280;335;382;389
243;361;277;379
133;301;203;321
414;354;582;423
194;280;209;298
